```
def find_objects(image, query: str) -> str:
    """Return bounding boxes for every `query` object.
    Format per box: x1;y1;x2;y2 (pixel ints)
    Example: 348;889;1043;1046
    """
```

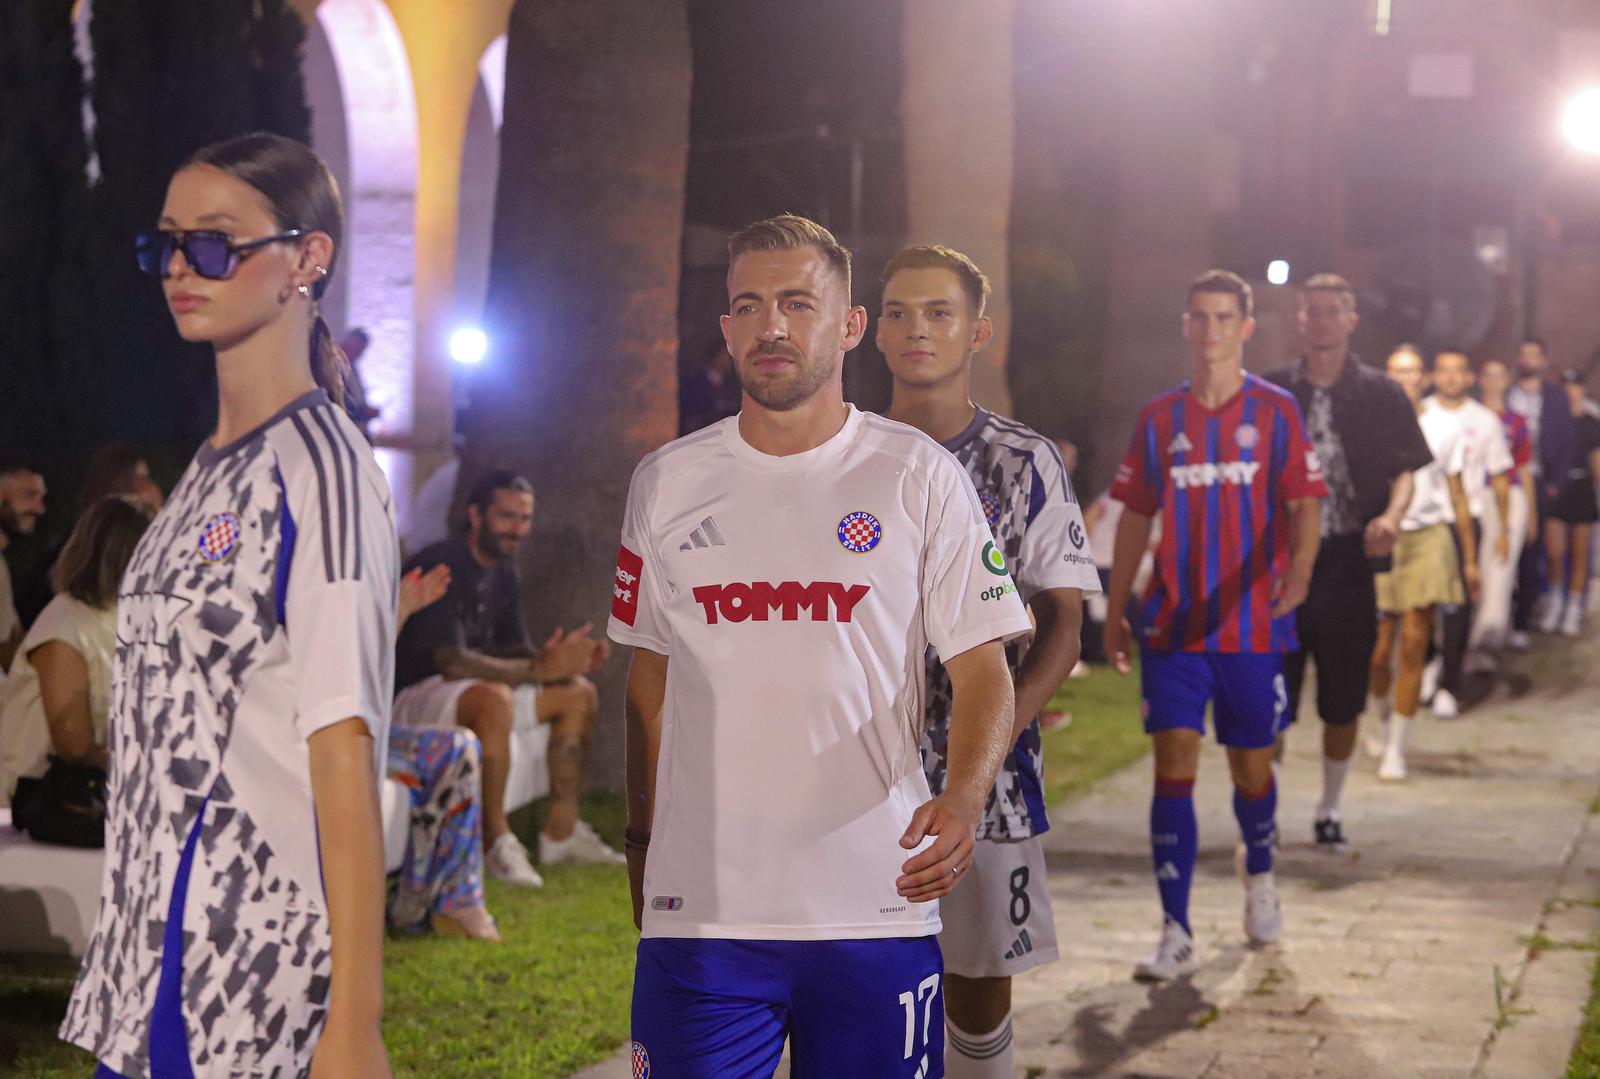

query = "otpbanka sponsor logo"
981;579;1018;603
1169;460;1261;489
692;581;870;624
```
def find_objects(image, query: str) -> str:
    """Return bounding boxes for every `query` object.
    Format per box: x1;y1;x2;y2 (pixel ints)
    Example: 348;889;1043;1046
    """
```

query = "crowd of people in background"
2;145;1599;1076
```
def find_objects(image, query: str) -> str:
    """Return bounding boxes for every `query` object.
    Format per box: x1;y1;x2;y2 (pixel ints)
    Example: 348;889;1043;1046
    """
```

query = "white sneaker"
540;819;627;867
1562;604;1583;638
1241;866;1283;944
1508;630;1531;652
1538;594;1563;635
1431;688;1459;718
1419;658;1441;705
1134;917;1198;981
486;832;544;887
1377;747;1408;782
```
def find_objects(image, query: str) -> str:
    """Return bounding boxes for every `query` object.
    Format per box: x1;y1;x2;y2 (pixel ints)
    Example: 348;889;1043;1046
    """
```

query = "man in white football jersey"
1420;351;1512;714
610;215;1032;1079
878;244;1099;1078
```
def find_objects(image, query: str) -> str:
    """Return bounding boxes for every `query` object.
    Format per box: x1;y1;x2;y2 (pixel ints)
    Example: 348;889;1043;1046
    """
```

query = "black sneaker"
1314;817;1348;853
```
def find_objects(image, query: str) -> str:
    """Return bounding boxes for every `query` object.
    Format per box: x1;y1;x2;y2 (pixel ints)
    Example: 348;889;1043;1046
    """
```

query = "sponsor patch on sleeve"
613;544;644;626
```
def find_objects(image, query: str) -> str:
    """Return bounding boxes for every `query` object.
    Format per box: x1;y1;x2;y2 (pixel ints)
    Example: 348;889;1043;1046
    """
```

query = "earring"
296;283;311;299
315;265;328;278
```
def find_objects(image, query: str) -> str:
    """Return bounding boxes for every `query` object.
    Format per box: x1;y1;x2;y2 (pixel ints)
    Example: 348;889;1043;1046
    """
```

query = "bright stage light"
1563;88;1600;155
1266;260;1290;286
450;327;488;366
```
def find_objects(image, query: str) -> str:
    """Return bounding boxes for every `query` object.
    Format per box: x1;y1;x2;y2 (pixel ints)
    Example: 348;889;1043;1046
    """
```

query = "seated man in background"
394;469;622;888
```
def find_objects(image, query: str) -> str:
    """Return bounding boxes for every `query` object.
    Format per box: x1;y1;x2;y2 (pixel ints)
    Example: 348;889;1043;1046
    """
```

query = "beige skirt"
1376;522;1464;614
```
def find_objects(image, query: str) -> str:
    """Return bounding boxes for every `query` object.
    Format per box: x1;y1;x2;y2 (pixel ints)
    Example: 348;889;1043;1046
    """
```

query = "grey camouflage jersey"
919;410;1100;839
62;390;396;1078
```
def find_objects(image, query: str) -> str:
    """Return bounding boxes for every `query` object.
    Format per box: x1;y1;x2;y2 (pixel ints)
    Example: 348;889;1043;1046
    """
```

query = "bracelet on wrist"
624;826;651;851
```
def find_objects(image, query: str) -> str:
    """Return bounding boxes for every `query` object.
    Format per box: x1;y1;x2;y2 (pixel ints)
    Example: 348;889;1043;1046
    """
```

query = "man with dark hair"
1508;337;1576;634
612;215;1028;1074
0;460;46;673
1106;270;1325;979
1265;275;1432;850
1420;351;1511;714
394;468;621;888
879;243;1098;1077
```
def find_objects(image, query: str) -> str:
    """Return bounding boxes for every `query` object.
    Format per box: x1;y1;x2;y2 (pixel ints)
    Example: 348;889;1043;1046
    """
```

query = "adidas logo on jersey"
1169;460;1262;490
1003;928;1034;960
1156;860;1181;882
691;581;870;624
1168;432;1194;454
679;516;727;552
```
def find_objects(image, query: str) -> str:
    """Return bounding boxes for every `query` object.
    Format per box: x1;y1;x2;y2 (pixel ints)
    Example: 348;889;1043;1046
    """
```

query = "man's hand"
1270;566;1312;618
309;1016;391;1079
1495;531;1511;564
896;792;982;903
1364;513;1401;559
541;623;610;679
1104;615;1134;676
1465;562;1483;602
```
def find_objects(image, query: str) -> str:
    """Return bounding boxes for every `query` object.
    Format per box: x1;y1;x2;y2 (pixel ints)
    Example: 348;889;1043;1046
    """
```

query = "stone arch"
306;0;420;516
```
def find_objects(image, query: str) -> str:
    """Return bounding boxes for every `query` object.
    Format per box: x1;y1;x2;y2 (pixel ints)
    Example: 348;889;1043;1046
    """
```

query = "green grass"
1569;947;1600;1077
1039;659;1149;808
1;795;635;1079
0;668;1150;1079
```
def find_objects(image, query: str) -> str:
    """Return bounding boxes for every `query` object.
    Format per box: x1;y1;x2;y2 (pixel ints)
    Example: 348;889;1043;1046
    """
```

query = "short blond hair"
881;244;991;317
727;213;852;294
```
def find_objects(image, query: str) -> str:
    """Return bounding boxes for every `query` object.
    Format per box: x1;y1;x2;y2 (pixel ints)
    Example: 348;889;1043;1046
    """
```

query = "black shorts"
1284;534;1379;727
1550;479;1599;525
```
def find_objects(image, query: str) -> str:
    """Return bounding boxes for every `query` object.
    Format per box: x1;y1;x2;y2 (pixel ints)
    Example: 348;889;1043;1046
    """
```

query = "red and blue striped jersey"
1110;373;1327;653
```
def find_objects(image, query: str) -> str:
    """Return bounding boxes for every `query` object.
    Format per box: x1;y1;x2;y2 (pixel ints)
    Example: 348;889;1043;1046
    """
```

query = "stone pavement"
572;634;1600;1079
1014;633;1600;1078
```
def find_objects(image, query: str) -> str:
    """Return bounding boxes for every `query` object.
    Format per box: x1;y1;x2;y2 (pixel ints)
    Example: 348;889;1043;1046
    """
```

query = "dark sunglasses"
134;228;306;281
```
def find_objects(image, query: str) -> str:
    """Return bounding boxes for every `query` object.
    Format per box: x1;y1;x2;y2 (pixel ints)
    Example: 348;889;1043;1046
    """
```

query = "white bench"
0;723;549;958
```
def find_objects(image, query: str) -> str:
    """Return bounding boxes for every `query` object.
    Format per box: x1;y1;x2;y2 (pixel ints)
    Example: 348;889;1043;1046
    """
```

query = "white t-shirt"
1403;403;1469;530
63;389;398;1079
0;555;19;657
0;595;116;802
1422;397;1513;520
608;407;1032;942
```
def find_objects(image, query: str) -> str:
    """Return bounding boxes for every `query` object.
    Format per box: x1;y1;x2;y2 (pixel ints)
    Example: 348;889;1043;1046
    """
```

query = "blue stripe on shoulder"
274;466;297;629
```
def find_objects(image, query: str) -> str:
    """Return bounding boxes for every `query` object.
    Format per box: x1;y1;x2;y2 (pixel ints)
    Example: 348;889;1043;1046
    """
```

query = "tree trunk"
466;0;690;787
901;0;1016;417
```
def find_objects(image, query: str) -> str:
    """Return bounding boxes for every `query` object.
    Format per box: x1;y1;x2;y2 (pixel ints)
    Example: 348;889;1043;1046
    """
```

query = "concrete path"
1015;633;1600;1078
572;634;1600;1078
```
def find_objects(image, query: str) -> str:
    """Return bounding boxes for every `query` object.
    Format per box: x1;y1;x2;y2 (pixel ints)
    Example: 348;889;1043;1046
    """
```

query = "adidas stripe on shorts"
937;834;1058;979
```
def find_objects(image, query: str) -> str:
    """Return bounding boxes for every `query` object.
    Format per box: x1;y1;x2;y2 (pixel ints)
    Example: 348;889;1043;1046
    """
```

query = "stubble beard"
737;350;837;412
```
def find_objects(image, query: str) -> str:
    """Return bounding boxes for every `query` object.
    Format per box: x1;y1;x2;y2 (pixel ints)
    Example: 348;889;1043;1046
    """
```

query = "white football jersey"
1421;397;1513;520
608;407;1032;941
62;390;398;1078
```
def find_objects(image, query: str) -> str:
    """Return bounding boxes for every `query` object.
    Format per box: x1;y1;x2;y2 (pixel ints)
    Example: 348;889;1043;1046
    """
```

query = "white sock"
1384;713;1412;757
946;1013;1014;1079
1317;756;1351;820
